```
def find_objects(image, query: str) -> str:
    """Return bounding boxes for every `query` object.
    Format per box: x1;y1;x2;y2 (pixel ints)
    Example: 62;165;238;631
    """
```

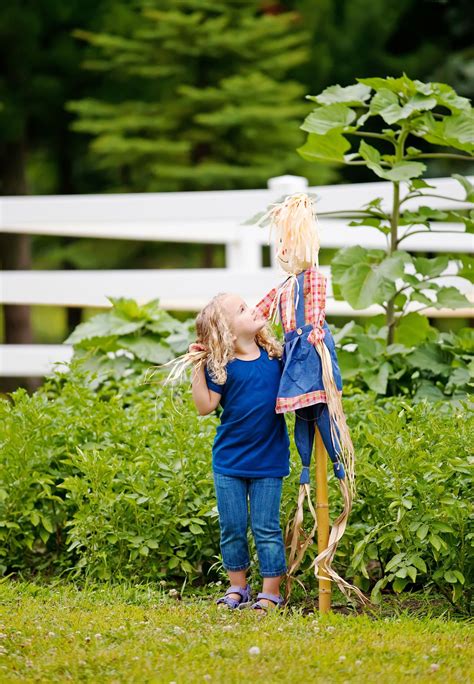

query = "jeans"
295;403;345;479
213;472;287;577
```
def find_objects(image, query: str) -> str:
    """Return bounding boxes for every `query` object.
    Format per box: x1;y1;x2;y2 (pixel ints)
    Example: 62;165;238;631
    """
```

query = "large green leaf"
413;255;449;278
456;255;473;283
107;297;147;320
355;335;379;359
300;104;356;134
337;349;361;379
118;334;174;363
166;330;193;355
434;287;471;309
407;343;452;375
451;174;474;202
297;131;350;163
394;312;434;346
401;206;449;224
358;75;416;95
412;380;445;402
332;247;381;309
412;112;474;153
398;93;437;119
357;140;390;179
358;140;425;180
140;299;167;321
332;320;358;344
340;263;394;309
333;247;412;309
65;313;144;344
443;112;474;150
431;83;471;114
331;245;376;275
72;335;119;354
365;361;391;394
383;161;426;182
377;251;411;280
148;313;188;335
307;83;372;106
369;88;403;125
445;367;471;392
455;327;474;353
410;292;434;306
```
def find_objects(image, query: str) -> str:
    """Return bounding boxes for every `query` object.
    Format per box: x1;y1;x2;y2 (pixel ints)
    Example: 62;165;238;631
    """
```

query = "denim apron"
278;270;343;402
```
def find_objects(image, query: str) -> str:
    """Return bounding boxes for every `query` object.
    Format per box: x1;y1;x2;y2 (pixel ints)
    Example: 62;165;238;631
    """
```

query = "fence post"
225;224;262;270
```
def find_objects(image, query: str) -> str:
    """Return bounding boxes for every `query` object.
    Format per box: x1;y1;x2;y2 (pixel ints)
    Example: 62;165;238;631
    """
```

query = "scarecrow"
254;193;365;602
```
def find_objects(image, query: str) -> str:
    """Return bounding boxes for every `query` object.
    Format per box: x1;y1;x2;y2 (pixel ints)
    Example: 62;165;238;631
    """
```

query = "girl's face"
220;294;265;339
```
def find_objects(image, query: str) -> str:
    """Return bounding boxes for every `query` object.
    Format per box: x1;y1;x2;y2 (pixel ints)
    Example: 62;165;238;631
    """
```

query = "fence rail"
1;175;473;377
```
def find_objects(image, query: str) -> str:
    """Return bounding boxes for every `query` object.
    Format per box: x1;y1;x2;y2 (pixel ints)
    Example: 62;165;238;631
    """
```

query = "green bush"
65;296;194;367
335;319;473;401
0;361;219;582
0;362;472;609
293;394;473;608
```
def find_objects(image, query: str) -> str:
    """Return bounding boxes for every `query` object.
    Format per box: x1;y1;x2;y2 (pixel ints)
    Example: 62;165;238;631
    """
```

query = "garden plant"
296;74;473;400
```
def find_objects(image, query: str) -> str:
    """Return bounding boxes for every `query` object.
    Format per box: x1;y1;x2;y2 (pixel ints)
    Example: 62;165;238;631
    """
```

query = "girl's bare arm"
191;363;221;415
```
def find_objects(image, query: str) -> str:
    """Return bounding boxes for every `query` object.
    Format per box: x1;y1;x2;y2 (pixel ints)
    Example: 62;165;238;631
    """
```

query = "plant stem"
318;210;387;219
386;129;409;344
399;193;472;206
395;273;461;297
386;181;400;345
350;131;397;148
397;229;466;246
412;153;473;161
319;210;383;216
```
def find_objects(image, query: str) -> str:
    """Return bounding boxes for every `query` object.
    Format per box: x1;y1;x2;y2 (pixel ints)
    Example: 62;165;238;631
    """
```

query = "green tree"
293;0;474;102
0;0;109;384
68;0;333;191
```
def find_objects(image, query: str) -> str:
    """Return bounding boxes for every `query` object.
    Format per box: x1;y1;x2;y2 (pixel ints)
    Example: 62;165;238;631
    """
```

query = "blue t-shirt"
204;347;290;478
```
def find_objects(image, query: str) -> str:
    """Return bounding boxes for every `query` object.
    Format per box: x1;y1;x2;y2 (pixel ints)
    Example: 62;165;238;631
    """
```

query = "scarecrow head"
266;193;320;274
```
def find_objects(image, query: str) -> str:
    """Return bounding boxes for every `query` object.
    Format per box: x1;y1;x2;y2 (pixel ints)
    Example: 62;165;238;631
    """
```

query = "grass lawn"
0;580;472;683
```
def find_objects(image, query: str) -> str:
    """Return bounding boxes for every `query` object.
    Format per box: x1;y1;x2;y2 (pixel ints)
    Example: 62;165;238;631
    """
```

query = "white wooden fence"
1;175;473;377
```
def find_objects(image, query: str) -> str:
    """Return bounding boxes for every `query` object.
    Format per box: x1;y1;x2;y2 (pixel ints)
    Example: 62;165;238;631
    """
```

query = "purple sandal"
216;584;252;610
250;592;285;613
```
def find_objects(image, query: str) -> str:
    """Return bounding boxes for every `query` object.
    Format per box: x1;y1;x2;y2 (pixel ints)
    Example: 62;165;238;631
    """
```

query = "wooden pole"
315;427;331;613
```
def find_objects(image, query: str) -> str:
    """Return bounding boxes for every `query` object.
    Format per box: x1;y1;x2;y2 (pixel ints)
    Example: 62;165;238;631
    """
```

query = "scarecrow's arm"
254;286;279;320
306;267;326;344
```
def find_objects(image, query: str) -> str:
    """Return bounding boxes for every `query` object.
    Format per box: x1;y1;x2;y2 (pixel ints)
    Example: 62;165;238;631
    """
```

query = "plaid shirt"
255;267;326;343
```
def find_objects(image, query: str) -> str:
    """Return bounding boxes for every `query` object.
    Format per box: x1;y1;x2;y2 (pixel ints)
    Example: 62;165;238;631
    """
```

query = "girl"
187;292;290;613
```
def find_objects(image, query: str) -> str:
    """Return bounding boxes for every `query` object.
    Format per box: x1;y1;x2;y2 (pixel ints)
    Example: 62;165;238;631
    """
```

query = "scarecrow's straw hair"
263;193;320;272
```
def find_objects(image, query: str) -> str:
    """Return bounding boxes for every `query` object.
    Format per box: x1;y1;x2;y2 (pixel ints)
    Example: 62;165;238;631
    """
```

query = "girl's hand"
188;342;207;354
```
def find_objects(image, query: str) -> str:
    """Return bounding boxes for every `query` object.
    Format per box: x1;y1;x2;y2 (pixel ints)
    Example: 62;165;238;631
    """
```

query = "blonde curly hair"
164;292;283;386
196;293;283;384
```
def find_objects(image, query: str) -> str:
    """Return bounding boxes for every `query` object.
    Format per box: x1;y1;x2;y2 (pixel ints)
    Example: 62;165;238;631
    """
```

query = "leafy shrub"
334;318;473;401
65;297;194;367
0;363;472;609
318;394;472;607
0;361;219;582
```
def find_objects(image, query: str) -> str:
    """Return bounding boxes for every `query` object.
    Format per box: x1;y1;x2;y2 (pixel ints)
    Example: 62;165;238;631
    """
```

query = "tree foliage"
68;0;332;191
